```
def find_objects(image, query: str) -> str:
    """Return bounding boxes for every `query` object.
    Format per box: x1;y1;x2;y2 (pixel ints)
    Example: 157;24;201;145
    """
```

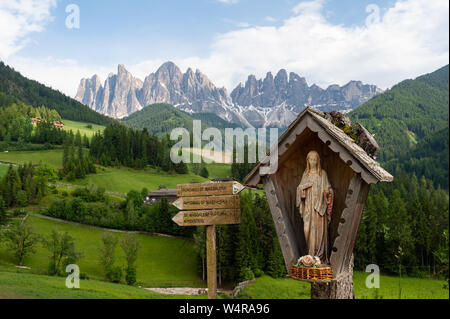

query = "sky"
0;0;448;97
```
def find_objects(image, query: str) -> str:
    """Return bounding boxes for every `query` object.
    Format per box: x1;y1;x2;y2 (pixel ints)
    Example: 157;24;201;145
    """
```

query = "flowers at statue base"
297;255;321;268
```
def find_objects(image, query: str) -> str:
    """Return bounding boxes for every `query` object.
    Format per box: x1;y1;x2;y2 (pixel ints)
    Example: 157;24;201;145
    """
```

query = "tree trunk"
202;257;205;281
311;255;355;299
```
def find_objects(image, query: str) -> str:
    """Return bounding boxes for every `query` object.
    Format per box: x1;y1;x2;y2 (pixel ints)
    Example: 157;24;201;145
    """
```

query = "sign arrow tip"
233;181;245;194
172;212;184;226
172;198;183;210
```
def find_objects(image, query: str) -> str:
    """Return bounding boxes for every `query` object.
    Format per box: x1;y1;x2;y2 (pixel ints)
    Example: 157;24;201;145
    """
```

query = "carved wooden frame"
259;113;375;276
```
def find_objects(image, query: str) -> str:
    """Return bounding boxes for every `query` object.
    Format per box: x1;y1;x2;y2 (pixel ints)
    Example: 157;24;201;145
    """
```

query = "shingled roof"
244;107;393;186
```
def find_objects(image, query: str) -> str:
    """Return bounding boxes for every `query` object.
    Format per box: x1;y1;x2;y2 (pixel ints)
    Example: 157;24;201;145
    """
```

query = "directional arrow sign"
172;195;240;210
172;209;241;226
176;181;245;197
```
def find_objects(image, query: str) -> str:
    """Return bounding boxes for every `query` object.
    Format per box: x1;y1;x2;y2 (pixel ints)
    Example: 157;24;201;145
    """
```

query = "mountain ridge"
121;102;243;137
75;62;382;128
349;64;449;188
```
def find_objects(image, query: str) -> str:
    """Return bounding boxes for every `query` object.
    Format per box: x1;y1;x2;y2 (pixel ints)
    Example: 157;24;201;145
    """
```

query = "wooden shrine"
244;107;393;299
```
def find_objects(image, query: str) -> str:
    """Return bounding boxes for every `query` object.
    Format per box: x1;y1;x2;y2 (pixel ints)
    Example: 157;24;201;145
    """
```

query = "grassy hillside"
121;103;241;136
73;167;208;194
350;65;449;164
393;126;449;189
0;268;206;299
0;149;64;168
0;61;114;126
121;103;195;135
62;119;106;138
0;165;8;178
239;273;449;299
0;215;203;288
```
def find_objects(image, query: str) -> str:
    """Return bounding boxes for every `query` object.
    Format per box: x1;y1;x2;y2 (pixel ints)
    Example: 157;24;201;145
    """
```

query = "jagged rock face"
75;75;102;110
228;71;381;127
76;62;234;120
230;72;381;115
75;62;382;128
75;65;143;118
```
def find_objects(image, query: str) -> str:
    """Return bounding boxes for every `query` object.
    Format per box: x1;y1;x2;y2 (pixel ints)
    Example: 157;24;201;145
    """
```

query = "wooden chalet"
31;117;41;125
145;188;177;205
53;121;65;129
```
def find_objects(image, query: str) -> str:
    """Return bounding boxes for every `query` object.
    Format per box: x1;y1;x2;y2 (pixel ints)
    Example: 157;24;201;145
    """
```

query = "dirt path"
144;287;233;296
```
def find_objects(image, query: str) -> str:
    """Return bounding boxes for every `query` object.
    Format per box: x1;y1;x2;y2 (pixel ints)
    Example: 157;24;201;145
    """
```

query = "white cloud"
124;0;449;93
217;0;239;4
265;16;277;23
0;0;56;59
4;0;449;97
6;56;113;97
223;18;251;28
193;0;449;90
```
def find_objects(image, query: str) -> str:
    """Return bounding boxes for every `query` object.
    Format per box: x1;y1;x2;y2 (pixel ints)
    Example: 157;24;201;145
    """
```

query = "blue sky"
1;0;448;96
20;0;394;65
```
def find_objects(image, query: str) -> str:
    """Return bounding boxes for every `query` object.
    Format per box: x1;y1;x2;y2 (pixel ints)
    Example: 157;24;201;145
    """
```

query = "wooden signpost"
172;181;244;299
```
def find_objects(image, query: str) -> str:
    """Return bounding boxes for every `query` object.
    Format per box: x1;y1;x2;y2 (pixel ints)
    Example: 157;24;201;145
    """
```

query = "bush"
125;265;137;285
253;268;264;278
16;190;27;207
107;266;123;283
13;209;25;217
62;191;68;197
239;267;255;282
79;273;90;280
72;185;105;202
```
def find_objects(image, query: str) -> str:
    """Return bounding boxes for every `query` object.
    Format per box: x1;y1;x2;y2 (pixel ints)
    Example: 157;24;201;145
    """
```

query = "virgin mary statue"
296;150;333;264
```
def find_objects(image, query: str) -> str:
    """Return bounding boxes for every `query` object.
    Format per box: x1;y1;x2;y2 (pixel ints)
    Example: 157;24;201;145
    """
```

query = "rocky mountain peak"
76;62;382;128
117;64;128;75
275;69;288;86
76;62;234;119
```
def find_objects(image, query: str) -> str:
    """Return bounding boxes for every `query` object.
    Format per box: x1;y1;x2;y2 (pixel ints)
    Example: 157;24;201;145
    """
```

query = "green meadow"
0;149;63;168
0;215;203;288
73;167;209;194
189;163;232;180
239;273;449;299
0;269;206;299
0;165;8;178
0;149;232;195
62;119;106;138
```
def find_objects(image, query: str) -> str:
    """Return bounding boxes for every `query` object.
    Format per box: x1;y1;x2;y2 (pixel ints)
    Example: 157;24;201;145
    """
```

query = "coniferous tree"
200;164;209;178
266;237;286;278
0;198;8;225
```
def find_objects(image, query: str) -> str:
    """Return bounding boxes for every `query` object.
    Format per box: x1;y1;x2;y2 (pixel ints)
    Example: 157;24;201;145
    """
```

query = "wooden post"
206;225;217;299
172;182;243;299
